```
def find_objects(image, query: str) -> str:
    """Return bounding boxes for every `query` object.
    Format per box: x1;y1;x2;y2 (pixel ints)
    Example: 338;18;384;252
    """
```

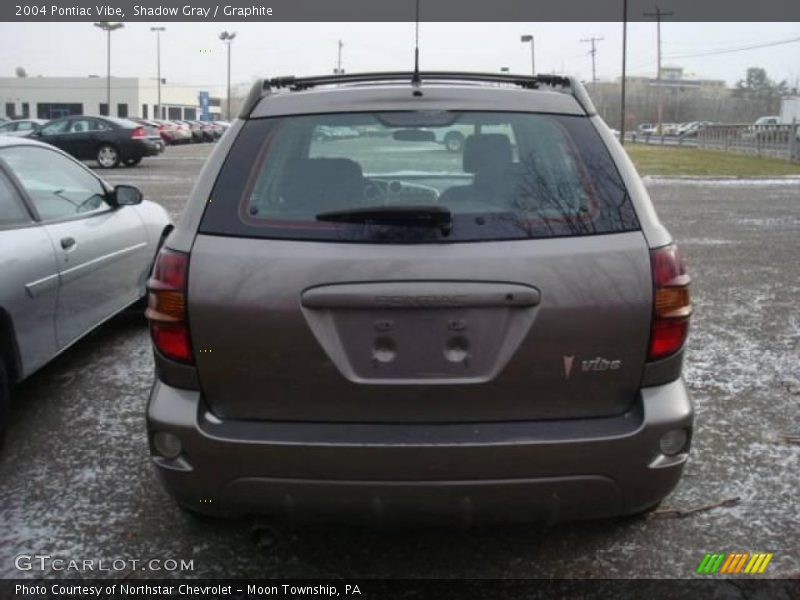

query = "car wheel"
124;157;142;167
444;132;465;153
0;360;8;449
96;144;120;168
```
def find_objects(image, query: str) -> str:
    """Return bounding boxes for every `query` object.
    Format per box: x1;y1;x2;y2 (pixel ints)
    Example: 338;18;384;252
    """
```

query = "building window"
184;108;197;120
4;103;14;119
142;104;148;119
21;103;29;118
36;103;83;119
167;107;181;120
99;103;109;116
117;103;128;118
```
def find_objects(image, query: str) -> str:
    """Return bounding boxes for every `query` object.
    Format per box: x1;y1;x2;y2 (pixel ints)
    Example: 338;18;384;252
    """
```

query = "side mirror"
112;184;143;206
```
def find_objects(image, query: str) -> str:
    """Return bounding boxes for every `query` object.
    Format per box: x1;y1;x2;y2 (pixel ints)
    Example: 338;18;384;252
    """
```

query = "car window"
40;120;70;135
69;119;97;133
16;121;34;131
0;146;109;221
201;111;639;243
0;171;29;226
0;122;15;132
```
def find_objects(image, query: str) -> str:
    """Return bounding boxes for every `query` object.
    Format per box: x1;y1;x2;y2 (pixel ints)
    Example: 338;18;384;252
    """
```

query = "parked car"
32;116;164;168
637;123;656;135
146;72;693;524
164;120;193;144
312;125;361;142
129;117;170;143
425;123;514;152
0;137;171;444
205;121;224;140
678;121;711;138
174;120;205;144
145;119;185;145
742;115;794;142
194;120;217;142
0;119;49;138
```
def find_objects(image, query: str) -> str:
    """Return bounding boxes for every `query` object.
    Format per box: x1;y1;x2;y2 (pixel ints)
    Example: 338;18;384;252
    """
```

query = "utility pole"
580;36;604;85
150;27;165;119
644;5;673;135
620;0;628;144
334;40;344;74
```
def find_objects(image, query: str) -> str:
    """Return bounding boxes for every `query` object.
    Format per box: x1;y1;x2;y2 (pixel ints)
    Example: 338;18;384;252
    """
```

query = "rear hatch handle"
301;282;541;309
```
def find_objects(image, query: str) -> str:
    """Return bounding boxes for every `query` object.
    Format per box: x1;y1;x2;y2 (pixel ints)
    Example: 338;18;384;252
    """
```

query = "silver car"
146;72;693;524
0;137;171;441
0;119;49;138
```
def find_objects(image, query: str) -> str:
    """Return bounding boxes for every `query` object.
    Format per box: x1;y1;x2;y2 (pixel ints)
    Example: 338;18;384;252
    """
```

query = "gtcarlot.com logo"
14;554;194;572
696;552;773;575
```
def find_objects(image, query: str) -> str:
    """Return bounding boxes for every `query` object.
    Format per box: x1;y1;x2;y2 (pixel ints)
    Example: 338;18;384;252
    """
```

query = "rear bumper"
147;379;693;524
127;139;163;158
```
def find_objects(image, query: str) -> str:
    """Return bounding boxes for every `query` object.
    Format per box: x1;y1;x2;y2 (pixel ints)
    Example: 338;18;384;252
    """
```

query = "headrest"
281;158;364;209
463;134;513;173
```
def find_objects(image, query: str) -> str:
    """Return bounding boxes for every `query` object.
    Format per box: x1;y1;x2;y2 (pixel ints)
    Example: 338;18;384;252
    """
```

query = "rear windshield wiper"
316;205;452;236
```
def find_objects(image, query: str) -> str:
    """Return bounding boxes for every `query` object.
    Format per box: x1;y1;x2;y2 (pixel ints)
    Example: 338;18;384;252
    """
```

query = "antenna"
411;0;421;84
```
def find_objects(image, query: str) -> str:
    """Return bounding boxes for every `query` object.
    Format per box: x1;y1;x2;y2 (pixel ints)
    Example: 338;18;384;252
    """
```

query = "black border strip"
3;0;800;22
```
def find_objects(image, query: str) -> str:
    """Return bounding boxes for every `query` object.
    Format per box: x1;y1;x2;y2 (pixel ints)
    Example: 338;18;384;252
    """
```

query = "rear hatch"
187;109;651;423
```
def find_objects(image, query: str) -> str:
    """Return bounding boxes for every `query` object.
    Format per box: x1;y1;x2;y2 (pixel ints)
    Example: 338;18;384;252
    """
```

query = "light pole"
521;34;535;75
150;26;166;119
94;22;124;116
219;31;237;120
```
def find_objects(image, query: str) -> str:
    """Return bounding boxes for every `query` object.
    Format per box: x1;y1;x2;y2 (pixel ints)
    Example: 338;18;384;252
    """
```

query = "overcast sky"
1;22;798;95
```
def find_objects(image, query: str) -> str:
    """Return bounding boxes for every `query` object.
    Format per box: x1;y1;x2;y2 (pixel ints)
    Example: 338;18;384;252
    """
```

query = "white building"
0;76;223;121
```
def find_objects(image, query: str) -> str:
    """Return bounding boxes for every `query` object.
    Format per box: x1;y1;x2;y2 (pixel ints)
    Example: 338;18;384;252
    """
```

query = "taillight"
131;126;147;139
146;249;193;363
648;244;692;361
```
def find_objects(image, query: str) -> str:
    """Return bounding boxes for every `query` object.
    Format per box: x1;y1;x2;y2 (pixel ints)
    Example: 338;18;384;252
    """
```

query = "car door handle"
60;237;76;250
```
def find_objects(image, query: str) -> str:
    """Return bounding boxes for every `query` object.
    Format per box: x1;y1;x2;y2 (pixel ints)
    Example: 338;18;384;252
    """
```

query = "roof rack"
238;71;596;119
264;71;571;91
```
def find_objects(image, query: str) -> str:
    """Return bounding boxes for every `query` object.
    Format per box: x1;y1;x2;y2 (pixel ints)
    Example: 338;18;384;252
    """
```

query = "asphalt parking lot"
1;143;798;579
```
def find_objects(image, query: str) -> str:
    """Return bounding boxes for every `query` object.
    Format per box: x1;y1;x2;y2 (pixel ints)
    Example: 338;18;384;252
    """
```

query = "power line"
666;35;800;59
629;35;800;71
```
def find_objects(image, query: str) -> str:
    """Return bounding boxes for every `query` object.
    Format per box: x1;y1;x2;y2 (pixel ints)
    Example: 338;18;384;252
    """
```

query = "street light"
219;30;237;120
521;34;535;76
94;21;124;116
150;27;166;119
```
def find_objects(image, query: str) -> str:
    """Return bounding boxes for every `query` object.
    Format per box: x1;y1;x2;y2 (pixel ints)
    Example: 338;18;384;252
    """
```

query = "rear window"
201;111;639;243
